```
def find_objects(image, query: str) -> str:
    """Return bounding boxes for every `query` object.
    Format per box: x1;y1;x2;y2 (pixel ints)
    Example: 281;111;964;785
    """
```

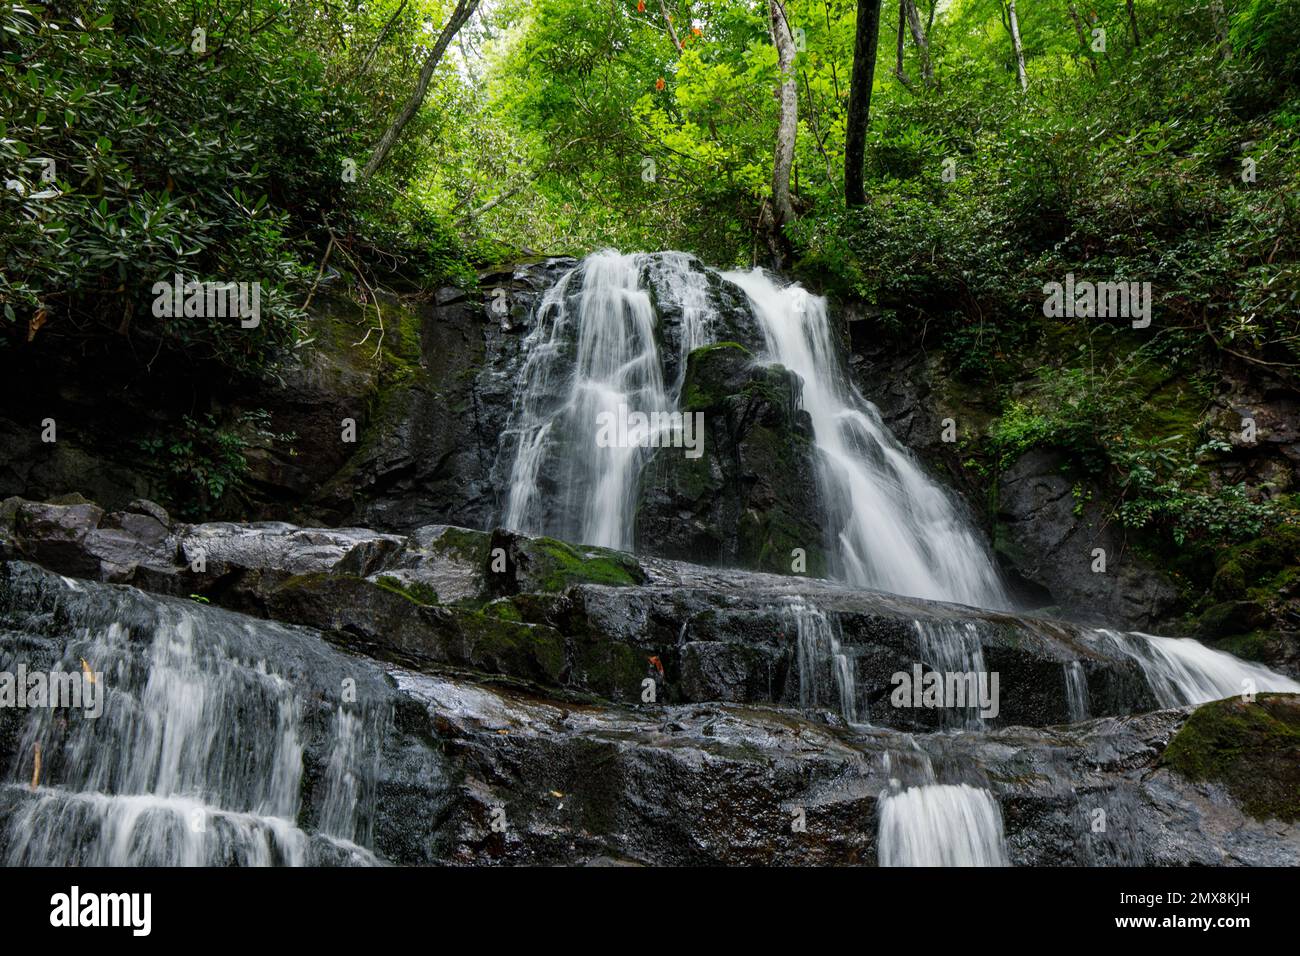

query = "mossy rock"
484;597;524;622
454;610;566;685
429;526;493;566
375;575;439;606
490;531;646;594
1161;694;1300;822
679;342;753;411
1213;630;1276;664
1210;560;1247;600
1196;600;1269;639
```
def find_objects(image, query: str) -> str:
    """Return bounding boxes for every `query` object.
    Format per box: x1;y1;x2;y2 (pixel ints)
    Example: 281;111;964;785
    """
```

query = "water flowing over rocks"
2;252;1298;867
2;496;1298;865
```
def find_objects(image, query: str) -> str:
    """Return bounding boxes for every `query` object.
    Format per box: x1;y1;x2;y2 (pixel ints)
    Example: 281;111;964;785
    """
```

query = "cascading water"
0;571;386;866
1098;629;1300;707
1063;661;1090;722
723;269;1008;608
501;250;1009;607
911;620;991;728
503;251;676;551
788;600;860;723
878;783;1010;866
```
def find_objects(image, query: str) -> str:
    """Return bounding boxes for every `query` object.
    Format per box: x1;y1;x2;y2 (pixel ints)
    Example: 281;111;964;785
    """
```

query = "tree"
1067;4;1099;76
362;0;482;180
1125;0;1142;48
765;0;799;265
904;0;933;86
894;0;912;89
845;0;884;207
1005;0;1028;91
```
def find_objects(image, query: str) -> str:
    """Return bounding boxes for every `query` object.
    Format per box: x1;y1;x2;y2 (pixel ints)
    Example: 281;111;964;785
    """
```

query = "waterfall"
1098;629;1300;708
911;620;991;728
501;250;1009;608
788;600;860;723
878;783;1010;867
503;251;676;551
723;269;1007;608
1064;661;1090;722
0;578;382;866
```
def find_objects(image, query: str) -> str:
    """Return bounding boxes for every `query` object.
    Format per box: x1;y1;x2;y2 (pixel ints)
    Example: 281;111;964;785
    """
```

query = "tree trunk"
1007;0;1028;92
894;0;910;87
357;0;409;77
1210;0;1232;60
765;0;799;263
904;0;933;85
845;0;883;207
1067;3;1098;76
361;0;480;180
1125;0;1141;48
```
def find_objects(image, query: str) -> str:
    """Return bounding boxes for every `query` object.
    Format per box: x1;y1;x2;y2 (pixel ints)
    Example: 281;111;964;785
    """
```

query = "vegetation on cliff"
2;0;1298;639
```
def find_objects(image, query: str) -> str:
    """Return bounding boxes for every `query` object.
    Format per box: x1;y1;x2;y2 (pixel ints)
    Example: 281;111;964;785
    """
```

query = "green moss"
278;571;342;592
1211;560;1247;600
523;536;645;591
378;304;426;387
679;341;752;411
456;610;566;684
1214;630;1274;663
484;597;523;622
375;575;439;606
1161;694;1300;822
431;526;492;565
573;641;652;701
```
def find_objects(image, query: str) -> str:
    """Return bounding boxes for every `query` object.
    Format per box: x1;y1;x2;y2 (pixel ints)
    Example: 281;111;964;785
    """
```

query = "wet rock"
12;500;105;577
1160;693;1300;823
319;259;578;534
637;342;827;576
2;557;1297;865
996;448;1178;629
486;529;646;597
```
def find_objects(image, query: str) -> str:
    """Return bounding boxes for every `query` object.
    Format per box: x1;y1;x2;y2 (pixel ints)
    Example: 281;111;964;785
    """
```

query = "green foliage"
138;409;294;518
1;0;476;377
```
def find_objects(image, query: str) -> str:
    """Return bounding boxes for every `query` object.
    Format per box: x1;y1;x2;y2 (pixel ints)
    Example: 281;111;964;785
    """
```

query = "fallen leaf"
27;308;47;342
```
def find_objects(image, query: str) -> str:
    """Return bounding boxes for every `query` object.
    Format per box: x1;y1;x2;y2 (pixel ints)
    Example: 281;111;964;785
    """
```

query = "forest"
5;0;1298;637
0;0;1299;875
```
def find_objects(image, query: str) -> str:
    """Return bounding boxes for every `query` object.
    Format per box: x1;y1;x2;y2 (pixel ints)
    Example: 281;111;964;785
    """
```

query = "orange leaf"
27;308;47;342
655;77;666;91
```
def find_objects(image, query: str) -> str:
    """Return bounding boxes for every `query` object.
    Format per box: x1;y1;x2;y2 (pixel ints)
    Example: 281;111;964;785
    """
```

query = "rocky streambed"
1;496;1297;865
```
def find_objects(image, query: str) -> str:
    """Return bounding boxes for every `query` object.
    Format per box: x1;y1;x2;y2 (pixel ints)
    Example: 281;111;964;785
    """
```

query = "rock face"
851;340;1179;628
636;342;827;575
315;259;579;533
1;533;1297;866
0;497;1165;727
995;448;1178;628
